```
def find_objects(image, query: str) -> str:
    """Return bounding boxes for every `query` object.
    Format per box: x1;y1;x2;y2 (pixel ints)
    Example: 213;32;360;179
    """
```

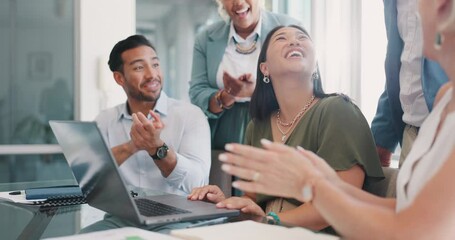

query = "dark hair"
108;35;156;72
249;25;341;122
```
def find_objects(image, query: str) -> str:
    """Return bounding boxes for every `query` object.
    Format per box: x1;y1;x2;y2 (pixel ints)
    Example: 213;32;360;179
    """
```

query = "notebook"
25;185;83;200
49;120;239;226
171;220;340;240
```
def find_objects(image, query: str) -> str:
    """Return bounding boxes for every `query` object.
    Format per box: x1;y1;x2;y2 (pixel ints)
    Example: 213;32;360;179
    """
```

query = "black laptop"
49;120;239;225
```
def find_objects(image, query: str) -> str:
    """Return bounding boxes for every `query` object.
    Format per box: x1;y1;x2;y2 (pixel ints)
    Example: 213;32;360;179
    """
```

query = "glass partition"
0;0;75;183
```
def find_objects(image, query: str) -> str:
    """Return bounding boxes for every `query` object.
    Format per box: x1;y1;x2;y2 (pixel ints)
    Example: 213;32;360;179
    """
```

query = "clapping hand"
130;110;165;155
223;72;255;98
219;139;337;202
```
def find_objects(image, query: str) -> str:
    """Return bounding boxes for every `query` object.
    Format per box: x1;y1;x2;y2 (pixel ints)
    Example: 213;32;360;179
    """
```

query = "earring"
312;71;320;80
434;32;444;50
263;75;270;83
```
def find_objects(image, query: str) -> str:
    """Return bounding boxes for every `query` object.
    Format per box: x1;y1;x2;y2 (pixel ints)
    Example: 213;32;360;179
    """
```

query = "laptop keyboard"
135;198;191;217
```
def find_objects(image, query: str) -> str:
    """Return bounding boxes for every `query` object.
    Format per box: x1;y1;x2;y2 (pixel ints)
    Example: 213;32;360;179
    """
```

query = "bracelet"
215;90;233;110
301;183;314;203
266;211;281;225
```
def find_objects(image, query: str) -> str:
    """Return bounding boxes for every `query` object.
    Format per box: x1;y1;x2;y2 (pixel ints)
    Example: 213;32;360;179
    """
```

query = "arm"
277;165;365;230
371;0;405;166
313;147;455;240
219;142;399;240
163;106;211;194
128;111;178;177
111;141;137;166
371;90;402;166
189;31;223;118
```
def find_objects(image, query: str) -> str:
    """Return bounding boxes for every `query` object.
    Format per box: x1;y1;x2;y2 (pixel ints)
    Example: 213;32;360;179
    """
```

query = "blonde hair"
215;0;265;22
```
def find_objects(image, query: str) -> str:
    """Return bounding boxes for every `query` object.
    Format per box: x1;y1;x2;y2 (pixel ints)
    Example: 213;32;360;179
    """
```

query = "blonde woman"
189;0;299;150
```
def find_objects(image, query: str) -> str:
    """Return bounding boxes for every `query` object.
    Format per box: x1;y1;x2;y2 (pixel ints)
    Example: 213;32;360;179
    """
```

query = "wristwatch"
150;143;169;160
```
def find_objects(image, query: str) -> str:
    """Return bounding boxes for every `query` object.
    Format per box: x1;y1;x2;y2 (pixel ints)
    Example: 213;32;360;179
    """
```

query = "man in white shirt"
372;0;448;167
396;0;429;166
95;35;211;195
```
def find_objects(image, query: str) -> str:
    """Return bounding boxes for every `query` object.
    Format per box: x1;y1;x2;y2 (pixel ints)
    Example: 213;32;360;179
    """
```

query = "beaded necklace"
232;34;259;55
276;95;315;143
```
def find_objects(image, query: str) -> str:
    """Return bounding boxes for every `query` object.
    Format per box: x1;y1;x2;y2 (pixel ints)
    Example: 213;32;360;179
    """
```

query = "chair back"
208;150;232;198
363;167;398;198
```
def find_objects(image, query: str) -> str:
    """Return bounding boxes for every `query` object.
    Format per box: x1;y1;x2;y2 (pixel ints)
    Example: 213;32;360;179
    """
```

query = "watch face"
157;146;168;159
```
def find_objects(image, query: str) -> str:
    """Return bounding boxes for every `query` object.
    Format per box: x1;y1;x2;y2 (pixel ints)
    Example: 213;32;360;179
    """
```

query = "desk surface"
0;182;270;240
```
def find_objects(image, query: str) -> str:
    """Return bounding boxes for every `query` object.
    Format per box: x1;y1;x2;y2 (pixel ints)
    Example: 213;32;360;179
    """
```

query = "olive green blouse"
244;96;384;204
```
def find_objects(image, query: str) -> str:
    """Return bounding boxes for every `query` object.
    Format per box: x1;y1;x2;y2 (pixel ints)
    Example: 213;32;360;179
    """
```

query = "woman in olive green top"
189;25;383;232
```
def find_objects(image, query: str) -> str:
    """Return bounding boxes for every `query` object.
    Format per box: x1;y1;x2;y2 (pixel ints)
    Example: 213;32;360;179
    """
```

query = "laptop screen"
49;121;141;222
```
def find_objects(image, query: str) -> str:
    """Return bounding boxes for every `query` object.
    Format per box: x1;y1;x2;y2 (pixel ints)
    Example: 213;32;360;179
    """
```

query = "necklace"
276;95;315;143
232;34;259;55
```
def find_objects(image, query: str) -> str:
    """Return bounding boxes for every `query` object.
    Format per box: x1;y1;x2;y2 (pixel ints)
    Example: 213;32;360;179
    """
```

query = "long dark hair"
249;25;340;122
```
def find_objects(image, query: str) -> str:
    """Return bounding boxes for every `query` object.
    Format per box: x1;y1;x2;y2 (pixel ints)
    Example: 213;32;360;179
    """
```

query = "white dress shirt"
216;15;263;102
95;92;211;196
397;0;429;127
396;88;454;211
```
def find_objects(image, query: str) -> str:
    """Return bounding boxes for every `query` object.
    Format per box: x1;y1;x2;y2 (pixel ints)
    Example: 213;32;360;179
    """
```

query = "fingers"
241;73;253;82
216;197;264;216
149;110;164;129
223;142;272;164
221;163;258;182
187;185;224;202
188;186;211;201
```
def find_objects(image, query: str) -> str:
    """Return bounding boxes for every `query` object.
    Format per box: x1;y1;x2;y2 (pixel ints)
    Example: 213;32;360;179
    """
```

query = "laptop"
49;120;239;226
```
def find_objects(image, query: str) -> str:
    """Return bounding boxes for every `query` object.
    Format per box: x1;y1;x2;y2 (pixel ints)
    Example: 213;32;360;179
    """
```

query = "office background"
0;0;386;187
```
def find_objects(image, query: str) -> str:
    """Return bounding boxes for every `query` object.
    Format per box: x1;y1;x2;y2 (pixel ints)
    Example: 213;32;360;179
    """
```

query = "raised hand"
130;110;165;155
223;72;255;98
219;139;330;202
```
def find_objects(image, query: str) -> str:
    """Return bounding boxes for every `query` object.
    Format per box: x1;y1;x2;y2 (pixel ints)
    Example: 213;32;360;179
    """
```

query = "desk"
0;183;272;240
1;202;274;240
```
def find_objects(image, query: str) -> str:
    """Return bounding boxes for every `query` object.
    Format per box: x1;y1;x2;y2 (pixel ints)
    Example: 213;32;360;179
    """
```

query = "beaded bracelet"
215;90;233;110
266;211;281;225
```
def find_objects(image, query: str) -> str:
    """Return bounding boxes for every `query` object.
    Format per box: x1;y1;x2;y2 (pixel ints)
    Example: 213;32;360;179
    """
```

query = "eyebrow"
273;32;286;38
128;56;159;66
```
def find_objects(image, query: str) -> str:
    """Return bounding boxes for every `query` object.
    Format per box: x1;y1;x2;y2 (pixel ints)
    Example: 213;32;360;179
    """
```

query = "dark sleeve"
317;97;383;178
370;0;405;152
371;89;402;152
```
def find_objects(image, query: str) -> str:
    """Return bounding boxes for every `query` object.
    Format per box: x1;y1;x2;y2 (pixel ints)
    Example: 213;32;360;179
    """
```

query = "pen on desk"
186;217;228;228
9;191;23;195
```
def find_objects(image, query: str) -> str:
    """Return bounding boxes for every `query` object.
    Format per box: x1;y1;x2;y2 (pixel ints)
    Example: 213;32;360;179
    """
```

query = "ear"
436;0;455;31
113;72;125;87
259;62;269;76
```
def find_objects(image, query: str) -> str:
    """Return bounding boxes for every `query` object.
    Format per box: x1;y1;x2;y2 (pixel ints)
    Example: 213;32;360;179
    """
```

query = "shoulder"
95;104;123;124
195;20;228;41
317;95;357;112
315;95;366;124
167;98;206;119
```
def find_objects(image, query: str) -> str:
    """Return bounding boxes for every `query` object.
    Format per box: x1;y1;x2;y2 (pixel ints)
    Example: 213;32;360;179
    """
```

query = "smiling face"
221;0;261;34
260;26;316;79
114;45;163;103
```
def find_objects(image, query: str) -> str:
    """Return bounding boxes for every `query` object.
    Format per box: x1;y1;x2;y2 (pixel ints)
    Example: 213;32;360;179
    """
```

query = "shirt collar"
229;13;262;43
119;91;169;120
